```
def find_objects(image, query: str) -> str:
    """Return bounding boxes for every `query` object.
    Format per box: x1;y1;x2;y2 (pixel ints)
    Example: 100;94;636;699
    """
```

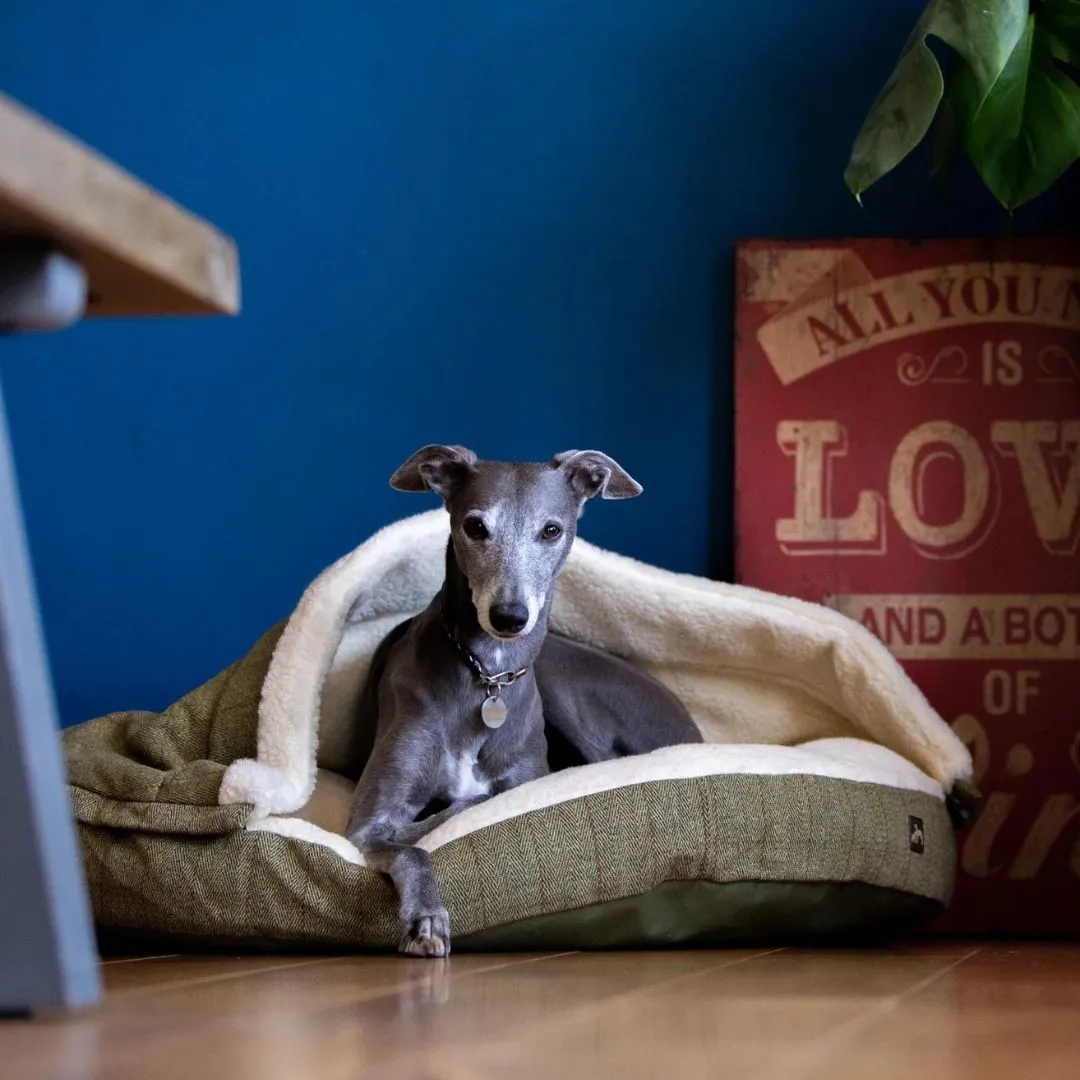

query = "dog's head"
389;445;641;640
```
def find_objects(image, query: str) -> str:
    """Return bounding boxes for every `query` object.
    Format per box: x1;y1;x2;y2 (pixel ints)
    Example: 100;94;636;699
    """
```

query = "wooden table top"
0;92;239;319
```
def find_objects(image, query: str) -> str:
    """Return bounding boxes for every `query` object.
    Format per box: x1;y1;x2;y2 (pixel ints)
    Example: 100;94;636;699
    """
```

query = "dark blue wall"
1;1;1069;725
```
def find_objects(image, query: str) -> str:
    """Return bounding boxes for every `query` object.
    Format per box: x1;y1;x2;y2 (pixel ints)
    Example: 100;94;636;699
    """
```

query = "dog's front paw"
399;907;451;958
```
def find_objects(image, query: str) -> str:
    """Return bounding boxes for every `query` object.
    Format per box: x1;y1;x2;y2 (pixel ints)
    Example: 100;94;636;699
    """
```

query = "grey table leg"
0;372;100;1013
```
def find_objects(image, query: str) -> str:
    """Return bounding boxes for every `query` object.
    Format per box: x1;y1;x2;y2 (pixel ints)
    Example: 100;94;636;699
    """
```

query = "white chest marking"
447;749;490;801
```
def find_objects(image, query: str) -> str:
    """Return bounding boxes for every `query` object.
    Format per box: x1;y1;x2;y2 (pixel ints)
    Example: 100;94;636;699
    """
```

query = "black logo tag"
908;816;925;855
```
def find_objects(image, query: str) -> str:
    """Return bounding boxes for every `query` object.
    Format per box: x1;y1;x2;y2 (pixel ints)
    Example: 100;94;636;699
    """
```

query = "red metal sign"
734;238;1080;936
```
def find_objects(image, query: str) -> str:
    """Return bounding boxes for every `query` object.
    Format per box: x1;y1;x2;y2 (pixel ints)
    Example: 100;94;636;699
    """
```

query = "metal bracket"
0;240;87;334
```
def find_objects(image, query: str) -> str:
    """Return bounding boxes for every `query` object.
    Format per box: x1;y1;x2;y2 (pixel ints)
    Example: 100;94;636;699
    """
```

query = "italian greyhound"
346;445;702;958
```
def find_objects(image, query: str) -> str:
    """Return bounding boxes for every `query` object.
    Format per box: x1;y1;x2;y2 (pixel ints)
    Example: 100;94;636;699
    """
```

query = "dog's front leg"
347;739;454;958
356;828;451;958
394;795;489;845
496;726;551;790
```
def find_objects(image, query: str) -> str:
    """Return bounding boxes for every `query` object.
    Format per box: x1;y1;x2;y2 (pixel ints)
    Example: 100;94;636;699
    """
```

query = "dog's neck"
439;539;550;674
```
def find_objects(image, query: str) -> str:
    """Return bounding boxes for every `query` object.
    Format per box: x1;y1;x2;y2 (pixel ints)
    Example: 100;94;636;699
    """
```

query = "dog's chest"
442;746;491;801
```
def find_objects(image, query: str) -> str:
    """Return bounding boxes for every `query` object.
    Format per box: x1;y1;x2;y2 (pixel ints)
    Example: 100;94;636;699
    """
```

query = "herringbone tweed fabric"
64;628;954;950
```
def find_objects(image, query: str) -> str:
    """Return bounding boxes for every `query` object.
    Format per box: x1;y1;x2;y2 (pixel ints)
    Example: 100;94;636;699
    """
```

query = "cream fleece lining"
220;510;970;864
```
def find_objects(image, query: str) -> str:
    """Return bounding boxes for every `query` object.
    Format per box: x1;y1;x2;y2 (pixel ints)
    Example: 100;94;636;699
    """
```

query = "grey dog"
346;445;702;957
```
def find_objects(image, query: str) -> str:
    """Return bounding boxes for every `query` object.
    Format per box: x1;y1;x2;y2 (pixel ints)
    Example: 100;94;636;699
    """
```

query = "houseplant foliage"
845;0;1080;210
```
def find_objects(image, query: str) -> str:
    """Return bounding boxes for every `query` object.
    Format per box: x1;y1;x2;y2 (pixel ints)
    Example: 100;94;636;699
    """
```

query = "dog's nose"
489;602;529;635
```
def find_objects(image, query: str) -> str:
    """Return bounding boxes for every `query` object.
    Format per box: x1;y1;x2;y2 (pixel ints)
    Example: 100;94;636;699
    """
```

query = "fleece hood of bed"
217;508;972;825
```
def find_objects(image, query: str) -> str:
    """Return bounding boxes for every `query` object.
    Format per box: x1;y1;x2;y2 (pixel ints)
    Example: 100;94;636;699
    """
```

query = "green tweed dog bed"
64;510;976;951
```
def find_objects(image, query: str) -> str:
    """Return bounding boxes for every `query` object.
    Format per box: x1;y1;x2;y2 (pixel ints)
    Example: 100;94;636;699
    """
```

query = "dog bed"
64;509;976;951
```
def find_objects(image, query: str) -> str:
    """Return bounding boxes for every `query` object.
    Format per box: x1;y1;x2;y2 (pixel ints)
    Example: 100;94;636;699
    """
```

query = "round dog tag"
481;693;508;729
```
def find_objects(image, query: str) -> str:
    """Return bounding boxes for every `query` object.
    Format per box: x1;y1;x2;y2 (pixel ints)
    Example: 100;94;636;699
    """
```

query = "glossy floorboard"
2;942;1078;1079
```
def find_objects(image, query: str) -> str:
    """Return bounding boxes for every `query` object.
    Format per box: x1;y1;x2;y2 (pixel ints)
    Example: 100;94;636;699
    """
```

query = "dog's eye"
540;522;563;541
463;517;489;541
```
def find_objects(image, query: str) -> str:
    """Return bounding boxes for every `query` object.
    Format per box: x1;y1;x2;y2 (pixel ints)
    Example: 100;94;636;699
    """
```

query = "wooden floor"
3;942;1079;1079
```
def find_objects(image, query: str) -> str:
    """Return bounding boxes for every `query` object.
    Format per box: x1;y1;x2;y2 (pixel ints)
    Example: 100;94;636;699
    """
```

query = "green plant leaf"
930;85;960;201
956;14;1080;209
931;81;960;176
844;0;1027;200
1043;0;1080;66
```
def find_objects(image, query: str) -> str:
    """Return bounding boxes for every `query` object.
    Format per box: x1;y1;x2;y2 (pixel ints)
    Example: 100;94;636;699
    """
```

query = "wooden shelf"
0;92;239;318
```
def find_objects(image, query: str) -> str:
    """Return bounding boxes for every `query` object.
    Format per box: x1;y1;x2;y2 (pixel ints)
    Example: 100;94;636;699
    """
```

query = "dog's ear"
551;450;642;501
390;444;478;499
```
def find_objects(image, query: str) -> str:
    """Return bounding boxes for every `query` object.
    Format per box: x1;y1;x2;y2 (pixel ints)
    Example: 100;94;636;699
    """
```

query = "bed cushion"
64;510;974;951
